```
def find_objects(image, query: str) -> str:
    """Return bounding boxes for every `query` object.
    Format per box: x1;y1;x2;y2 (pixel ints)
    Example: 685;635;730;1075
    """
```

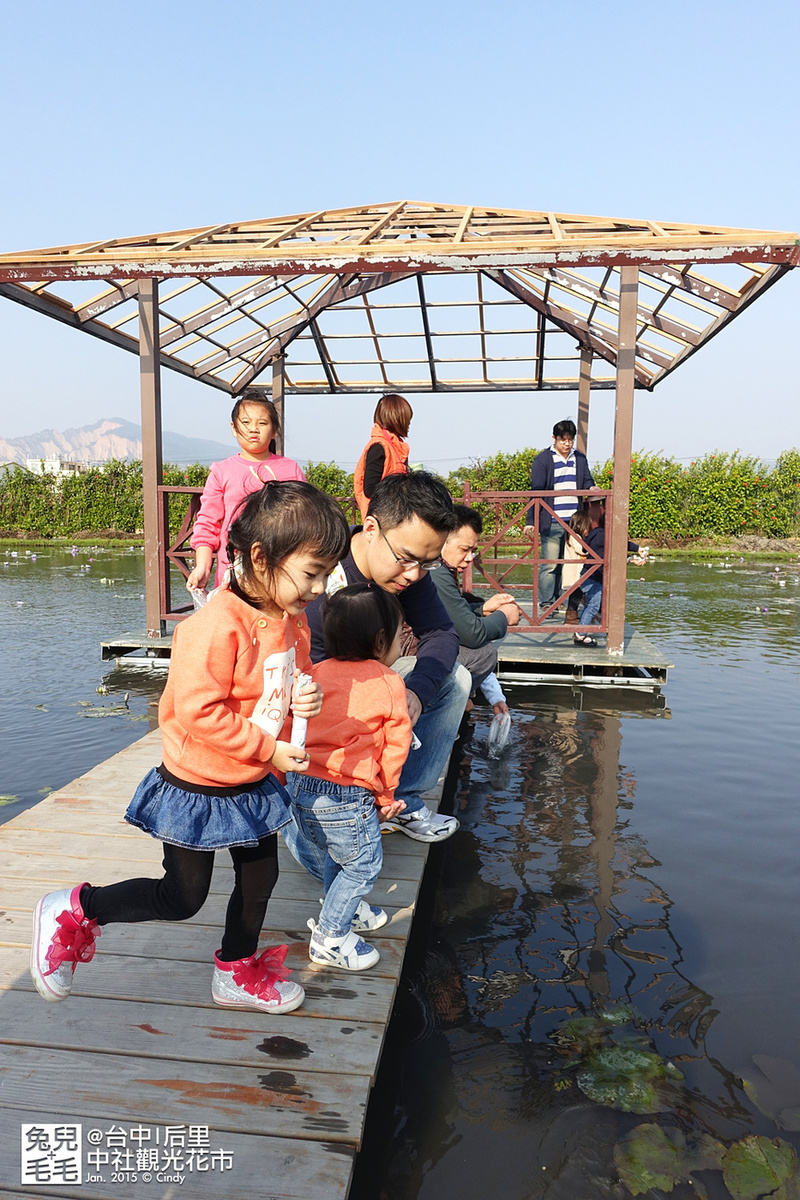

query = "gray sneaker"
382;805;459;842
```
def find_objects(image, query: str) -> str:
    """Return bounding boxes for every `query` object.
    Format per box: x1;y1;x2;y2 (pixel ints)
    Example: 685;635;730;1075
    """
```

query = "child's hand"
186;565;211;591
272;740;310;774
292;674;323;718
377;799;407;822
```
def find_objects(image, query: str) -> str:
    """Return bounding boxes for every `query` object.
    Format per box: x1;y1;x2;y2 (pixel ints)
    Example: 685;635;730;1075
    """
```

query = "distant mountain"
0;418;234;468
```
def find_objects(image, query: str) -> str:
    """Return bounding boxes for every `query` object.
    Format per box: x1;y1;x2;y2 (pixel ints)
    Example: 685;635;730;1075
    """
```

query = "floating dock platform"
0;730;440;1198
498;620;672;688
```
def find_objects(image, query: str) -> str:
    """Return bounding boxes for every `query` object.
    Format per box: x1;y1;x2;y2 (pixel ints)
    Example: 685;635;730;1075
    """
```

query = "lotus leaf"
577;1046;683;1114
615;1124;725;1196
614;1123;681;1195
722;1135;797;1200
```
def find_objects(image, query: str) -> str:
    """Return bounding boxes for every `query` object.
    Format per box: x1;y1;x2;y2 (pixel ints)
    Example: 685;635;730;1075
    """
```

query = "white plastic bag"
487;710;512;758
189;588;209;611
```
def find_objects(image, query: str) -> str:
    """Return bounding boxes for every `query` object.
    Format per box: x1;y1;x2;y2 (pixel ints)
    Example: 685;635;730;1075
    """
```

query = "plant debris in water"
614;1124;800;1198
577;1045;683;1114
552;1005;684;1113
614;1123;725;1196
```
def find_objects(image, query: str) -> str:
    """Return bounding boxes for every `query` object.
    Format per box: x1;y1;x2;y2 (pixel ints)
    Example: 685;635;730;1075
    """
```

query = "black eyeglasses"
375;519;441;571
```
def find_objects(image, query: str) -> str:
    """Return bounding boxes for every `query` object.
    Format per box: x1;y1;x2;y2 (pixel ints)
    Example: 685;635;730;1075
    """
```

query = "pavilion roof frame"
0;199;796;398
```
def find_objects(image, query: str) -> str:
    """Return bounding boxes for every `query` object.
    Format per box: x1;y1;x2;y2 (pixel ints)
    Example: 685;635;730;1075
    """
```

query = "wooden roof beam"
350;201;408;246
230;271;414;392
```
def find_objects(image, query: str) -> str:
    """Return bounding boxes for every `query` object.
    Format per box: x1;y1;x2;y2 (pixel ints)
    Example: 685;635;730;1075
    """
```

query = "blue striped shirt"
551;448;578;519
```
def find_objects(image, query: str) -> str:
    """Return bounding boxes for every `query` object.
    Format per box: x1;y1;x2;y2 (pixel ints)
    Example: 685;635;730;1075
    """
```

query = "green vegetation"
1;449;798;542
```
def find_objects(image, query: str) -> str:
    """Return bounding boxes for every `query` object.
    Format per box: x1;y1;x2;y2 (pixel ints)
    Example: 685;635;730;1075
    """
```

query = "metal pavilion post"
138;279;164;638
576;346;592;455
272;356;285;455
605;268;638;655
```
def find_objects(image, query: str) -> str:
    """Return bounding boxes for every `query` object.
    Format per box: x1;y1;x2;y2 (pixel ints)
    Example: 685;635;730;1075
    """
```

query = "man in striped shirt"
525;419;595;613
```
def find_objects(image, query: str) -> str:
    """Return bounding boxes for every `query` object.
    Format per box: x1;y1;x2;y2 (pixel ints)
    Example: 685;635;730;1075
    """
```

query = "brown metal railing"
156;484;612;633
157;486;203;623
156;486;362;626
460;485;612;632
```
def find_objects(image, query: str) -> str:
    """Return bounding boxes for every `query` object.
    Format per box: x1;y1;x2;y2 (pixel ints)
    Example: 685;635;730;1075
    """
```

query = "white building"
25;457;86;478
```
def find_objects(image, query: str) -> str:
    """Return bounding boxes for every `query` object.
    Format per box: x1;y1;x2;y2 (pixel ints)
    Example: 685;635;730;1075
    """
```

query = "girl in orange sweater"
30;482;350;1014
286;584;412;971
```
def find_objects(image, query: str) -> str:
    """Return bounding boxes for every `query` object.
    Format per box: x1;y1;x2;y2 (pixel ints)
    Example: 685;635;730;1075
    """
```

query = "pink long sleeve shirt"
190;453;306;586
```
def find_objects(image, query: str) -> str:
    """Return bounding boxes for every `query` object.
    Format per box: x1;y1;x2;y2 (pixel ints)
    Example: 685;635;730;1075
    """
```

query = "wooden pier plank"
2;1105;354;1200
0;1043;369;1144
0;946;400;1025
0;988;384;1078
0;908;409;981
0;727;446;1196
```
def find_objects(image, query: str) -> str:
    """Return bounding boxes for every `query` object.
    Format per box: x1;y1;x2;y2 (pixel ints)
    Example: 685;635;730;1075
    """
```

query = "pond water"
352;555;800;1200
3;547;800;1199
0;545;161;816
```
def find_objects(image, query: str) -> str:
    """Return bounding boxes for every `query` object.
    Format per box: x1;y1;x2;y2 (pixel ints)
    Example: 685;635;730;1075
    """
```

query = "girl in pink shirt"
30;482;350;1015
188;395;306;591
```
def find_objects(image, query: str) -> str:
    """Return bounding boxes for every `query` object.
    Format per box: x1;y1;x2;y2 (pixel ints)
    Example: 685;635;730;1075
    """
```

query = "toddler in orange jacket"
285;584;412;972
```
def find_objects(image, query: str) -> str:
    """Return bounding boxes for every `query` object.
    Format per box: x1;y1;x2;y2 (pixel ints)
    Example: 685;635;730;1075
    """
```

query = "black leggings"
80;835;279;962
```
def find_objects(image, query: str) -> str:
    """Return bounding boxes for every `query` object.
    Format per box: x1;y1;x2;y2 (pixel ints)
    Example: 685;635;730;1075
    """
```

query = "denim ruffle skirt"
125;767;291;850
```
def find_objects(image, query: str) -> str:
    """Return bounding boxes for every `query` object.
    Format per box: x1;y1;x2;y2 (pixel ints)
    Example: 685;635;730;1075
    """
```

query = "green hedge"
1;450;798;540
0;460;210;538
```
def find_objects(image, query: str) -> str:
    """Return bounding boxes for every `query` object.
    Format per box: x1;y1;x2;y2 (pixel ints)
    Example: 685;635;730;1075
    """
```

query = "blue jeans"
392;659;471;815
579;576;603;624
538;526;567;607
287;775;383;938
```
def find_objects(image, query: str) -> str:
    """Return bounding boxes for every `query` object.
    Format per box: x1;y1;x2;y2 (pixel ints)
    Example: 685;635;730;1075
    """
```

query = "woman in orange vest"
353;394;413;520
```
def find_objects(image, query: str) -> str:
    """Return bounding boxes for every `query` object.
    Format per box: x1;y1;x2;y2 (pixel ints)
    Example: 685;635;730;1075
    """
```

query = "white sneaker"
307;919;380;971
318;898;388;933
212;947;304;1014
381;805;459;842
352;900;388;932
30;883;100;1002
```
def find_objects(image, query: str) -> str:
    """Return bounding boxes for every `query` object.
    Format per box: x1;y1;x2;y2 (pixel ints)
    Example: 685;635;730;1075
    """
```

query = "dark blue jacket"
580;526;639;585
306;534;458;711
525;447;595;534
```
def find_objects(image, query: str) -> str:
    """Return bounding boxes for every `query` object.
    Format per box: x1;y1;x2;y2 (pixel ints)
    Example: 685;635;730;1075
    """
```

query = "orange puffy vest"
353;424;410;520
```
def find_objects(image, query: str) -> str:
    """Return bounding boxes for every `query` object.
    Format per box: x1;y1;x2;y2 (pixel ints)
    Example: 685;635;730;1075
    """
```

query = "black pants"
80;835;279;962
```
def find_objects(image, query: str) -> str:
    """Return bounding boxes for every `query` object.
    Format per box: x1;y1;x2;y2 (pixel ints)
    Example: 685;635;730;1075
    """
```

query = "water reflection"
361;690;800;1199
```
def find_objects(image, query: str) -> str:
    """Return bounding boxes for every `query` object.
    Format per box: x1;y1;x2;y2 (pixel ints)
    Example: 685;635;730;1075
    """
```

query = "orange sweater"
305;659;412;801
159;588;311;788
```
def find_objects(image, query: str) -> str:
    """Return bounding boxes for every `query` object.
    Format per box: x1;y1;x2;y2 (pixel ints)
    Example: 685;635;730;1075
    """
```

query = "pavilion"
0;200;796;654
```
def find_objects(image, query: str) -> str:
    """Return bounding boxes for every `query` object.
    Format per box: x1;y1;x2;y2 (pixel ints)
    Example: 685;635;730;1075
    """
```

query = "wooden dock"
498;619;673;688
0;730;435;1198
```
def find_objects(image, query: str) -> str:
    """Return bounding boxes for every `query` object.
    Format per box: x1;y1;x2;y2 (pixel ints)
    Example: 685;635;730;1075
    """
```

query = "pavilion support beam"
138;279;164;638
606;268;638;656
272;356;286;455
576;346;592;455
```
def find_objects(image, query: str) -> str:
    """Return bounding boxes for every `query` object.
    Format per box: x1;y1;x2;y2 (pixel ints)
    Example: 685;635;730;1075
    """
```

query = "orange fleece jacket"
159;587;311;788
305;659;412;801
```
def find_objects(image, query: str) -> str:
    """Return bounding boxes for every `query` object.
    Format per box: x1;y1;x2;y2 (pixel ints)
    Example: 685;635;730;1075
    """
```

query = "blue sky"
1;0;797;469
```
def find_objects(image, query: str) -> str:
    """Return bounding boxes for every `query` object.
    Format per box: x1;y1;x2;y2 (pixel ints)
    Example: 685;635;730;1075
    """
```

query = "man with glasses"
525;419;595;615
432;505;521;709
303;471;470;842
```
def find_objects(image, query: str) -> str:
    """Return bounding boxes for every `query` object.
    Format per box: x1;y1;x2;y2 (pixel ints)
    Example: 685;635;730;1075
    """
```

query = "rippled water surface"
3;548;800;1199
352;555;800;1200
0;545;162;815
